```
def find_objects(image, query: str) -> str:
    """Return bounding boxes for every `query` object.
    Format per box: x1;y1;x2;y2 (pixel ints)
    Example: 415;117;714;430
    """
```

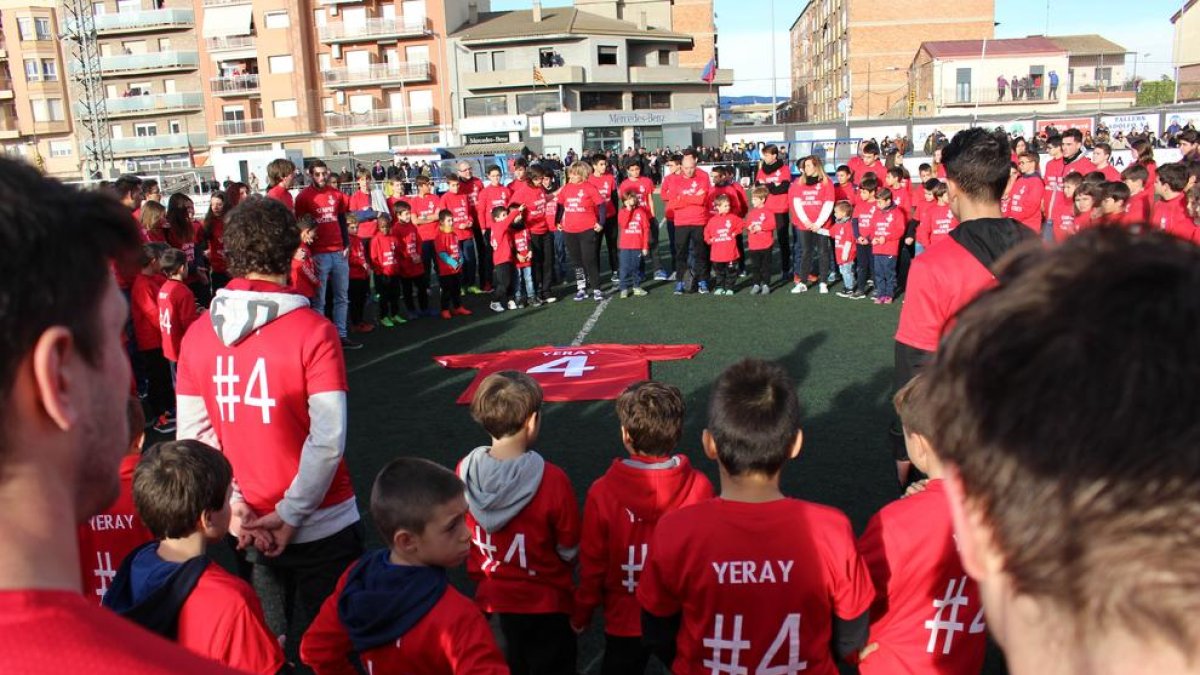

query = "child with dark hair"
435;210;471;319
1098;182;1131;226
370;212;405;327
104;440;283;673
291;214;320;304
346;213;374;333
393;206;432;317
853;176;878;294
829;200;862;298
745;186;776;294
157;248;200;367
1121;163;1152;226
868;187;906;304
1051;172;1083;242
703;194;745;295
132;241;174;433
617;189;652;298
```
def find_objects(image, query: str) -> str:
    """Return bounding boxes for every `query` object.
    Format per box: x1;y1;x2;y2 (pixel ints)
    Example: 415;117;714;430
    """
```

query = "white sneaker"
750;284;761;295
790;282;808;294
506;300;517;310
489;302;505;313
762;285;772;294
818;283;828;294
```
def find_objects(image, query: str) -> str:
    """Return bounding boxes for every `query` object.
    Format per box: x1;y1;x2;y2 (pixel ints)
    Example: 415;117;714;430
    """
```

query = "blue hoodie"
102;541;208;639
337;549;449;653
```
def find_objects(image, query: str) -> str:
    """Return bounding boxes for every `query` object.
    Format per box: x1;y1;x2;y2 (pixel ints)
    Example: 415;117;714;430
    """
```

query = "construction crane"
60;0;113;179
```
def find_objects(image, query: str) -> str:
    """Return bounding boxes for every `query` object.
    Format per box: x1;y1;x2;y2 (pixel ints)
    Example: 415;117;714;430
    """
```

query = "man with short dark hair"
0;158;234;672
295;160;360;350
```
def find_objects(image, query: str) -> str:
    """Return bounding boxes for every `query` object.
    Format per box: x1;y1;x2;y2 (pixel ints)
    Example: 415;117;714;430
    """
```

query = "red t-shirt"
203;215;227;275
409;193;441;242
589;173;617;214
488;210;518;265
833;181;854;205
77;454;153;603
671;169;713;226
434;230;462;276
704;214;746;263
1049;196;1077;243
1004;175;1046;231
744;206;776;251
131;272;166;351
178;563;285;674
1097;163;1121;182
854;199;877;243
509;181;548;234
513;228;533;269
916;203;958;248
618;206;652;251
556;182;602;233
477;183;512;231
756;164;791;214
267;184;294;212
347;234;369;280
1123;189;1153;228
829;219;858;265
789;179;835;229
348;191;377;238
869;206;906;256
848;156;883;185
0;590;240;673
176;279;353;518
708;183;749;218
301;568;508;675
459;176;485;223
436;191;473;241
894;234;997;352
295;185;349;253
572;456;714;636
290;244;320;299
1151;194;1196;241
619;176;656;214
460;460;581;614
857;481;987;675
393;222;425;278
369;233;402;277
157;279;199;362
637;498;875;675
660;172;682;219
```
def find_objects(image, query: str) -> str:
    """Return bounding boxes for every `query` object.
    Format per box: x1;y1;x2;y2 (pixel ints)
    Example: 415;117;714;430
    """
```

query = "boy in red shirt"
301;458;508;675
1004;153;1046;232
77;398;154;603
346;214;374;333
744;187;776;294
1121;163;1153;227
828;201;863;299
132;241;174;433
1091;142;1121;182
157;248;200;365
617;189;652;298
512;223;537;307
348;170;377;239
869;188;906;304
393;206;432;318
370;212;406;327
704;194;745;295
709;166;750;274
572;381;714;674
1152;163;1197;241
1098;182;1130;227
589;153;620;282
266;158;296;212
290;215;320;303
411;176;443;284
755;145;792;279
1050;173;1082;242
638;359;874;675
488;204;522;312
434;210;471;319
1073;184;1099;231
104;440;284;674
477;165;513;293
457;372;581;674
833;165;855;204
856;375;986;675
853;177;878;297
915;182;958;252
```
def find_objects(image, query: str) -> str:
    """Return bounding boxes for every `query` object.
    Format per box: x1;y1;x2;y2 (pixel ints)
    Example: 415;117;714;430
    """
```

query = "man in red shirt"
589;153;620;282
1042;131;1095;240
295;160;361;350
638;359;874;675
848;141;885;186
176;196;364;660
265;157;296;212
1004;152;1046;232
1091;142;1121;182
671;149;713;294
656;154;683;279
0;156;235;673
456;161;488;290
892;128;1036;485
755;144;793;279
923;229;1200;675
478;165;513;294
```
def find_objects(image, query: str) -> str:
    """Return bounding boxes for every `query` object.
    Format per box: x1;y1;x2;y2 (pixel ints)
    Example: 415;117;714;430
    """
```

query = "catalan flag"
701;58;717;84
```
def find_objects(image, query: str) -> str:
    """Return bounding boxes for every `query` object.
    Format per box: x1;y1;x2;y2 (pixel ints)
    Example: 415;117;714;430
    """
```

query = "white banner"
850;124;907;142
1101;113;1160;137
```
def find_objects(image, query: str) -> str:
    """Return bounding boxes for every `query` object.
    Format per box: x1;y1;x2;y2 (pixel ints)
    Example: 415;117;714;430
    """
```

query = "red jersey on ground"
178;563;285;674
618;206;652;251
434;230;462;276
708;182;749;218
369;233;401;277
0;590;239;674
459;459;581;614
437;190;473;242
409;193;442;242
619;176;656;213
131;272;166;351
756;163;791;214
347;234;369;280
744;206;776;251
295;185;349;254
1004;174;1045;231
513;228;533;269
638;498;875;675
556;182;603;233
477;183;512;232
1151;194;1196;241
671;169;713;226
509;180;549;234
290;243;320;299
894;232;999;352
77;454;152;603
348;191;377;238
704;213;746;263
572;456;713;636
869;206;906;256
829;219;858;265
158;279;199;362
916;203;958;249
789;179;835;229
267;184;294;212
393;222;425;278
436;344;703;404
857;480;987;675
1123;189;1153;227
301;567;507;675
848;156;884;185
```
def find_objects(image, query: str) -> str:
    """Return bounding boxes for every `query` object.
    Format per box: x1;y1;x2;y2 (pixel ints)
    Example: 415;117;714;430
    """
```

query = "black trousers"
565;229;600;292
139;348;174;418
530;231;555;297
712;262;735;291
494;612;577;675
674;226;709;287
400;274;429;312
775;212;792;277
474;225;494;288
492;262;514;302
891;341;934;461
376;275;400;318
603;634;652;675
348;277;369;324
601;215;619;276
749;248;772;286
439;274;462;309
798;230;832;282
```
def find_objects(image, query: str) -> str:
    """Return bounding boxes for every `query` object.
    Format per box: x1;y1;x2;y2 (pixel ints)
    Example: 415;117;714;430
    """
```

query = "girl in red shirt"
555;162;605;302
139;201;167;243
200;191;229;291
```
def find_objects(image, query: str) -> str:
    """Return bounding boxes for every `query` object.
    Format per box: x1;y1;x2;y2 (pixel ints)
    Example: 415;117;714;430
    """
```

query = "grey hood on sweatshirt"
458;447;545;533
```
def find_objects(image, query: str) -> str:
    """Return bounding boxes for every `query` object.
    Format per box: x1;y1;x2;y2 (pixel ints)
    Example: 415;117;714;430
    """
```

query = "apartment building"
1173;1;1200;101
789;0;994;122
448;2;730;154
0;0;77;177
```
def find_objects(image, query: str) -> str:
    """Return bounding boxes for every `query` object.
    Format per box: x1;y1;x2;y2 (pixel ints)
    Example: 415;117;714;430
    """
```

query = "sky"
490;0;1180;98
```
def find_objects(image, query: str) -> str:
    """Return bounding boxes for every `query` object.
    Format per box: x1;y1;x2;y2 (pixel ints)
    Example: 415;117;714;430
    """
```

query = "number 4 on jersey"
212;355;276;424
526;355;595;378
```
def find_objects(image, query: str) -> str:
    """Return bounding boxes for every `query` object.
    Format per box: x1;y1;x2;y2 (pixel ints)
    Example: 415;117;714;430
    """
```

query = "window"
134;122;157;136
30;99;49;121
463;95;507;117
381;4;395;20
348;94;373;113
168;120;181;134
657;50;671;66
388;131;438;147
319;53;331;71
49;140;73;157
158;37;171;50
268;55;294;74
264;11;289;29
47;99;63;120
580;91;623;111
35;18;51;40
597;46;618;66
1094;66;1112;87
24;59;39;82
41;60;57;81
273;99;298;118
491;51;505;70
222;105;245;121
322;97;334;112
312;9;326;27
92;3;106;16
116;0;137;12
163;79;176;94
955;67;971;103
516;92;560;114
633;91;670;109
474;52;489;73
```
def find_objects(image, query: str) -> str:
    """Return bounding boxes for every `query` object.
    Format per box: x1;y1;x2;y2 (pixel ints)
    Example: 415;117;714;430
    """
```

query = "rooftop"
451;8;691;43
1043;34;1127;56
921;36;1063;59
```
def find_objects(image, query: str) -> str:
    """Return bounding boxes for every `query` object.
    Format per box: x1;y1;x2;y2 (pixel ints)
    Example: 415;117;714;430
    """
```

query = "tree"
1137;76;1176;107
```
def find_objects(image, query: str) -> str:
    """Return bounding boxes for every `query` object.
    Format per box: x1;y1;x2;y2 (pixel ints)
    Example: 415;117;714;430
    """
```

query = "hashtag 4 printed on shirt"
435;344;702;404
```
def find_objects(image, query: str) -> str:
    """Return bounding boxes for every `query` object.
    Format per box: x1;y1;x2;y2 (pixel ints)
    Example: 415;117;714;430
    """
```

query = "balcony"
65;9;193;35
318;17;431;44
214;118;263;137
204;34;256;53
629;66;733;86
75;92;204;119
202;0;250;6
319;0;366;6
210;74;259;96
325;107;434;131
322;61;431;88
937;87;1060;109
30;120;70;134
111;132;207;155
460;65;583;91
84;51;199;76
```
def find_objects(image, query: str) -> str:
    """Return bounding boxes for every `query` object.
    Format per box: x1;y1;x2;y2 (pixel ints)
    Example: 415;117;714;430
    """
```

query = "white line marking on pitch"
571;296;612;346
